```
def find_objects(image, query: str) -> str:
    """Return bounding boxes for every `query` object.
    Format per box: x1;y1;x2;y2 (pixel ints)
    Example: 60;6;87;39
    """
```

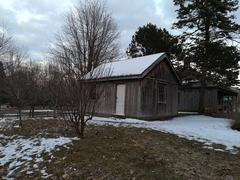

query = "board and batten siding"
178;89;200;112
178;88;218;112
139;59;179;119
94;80;141;118
95;82;116;116
205;89;218;112
125;80;141;118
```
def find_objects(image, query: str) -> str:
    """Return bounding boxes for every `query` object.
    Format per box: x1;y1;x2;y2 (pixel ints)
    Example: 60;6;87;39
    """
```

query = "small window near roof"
157;83;166;103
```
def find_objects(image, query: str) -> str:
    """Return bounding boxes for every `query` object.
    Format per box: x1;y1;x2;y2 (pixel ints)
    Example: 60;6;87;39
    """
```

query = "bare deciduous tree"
50;0;119;137
24;61;51;118
4;49;29;126
0;29;11;57
0;29;12;101
45;63;63;118
0;28;13;76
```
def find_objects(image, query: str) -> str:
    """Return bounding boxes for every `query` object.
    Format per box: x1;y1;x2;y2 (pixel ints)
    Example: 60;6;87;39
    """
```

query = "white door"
116;84;126;115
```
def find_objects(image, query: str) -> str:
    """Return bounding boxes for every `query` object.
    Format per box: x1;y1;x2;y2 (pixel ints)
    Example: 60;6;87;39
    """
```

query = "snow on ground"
178;111;199;115
0;135;78;179
0;117;78;178
1;114;240;179
0;117;17;130
22;109;54;113
90;115;240;153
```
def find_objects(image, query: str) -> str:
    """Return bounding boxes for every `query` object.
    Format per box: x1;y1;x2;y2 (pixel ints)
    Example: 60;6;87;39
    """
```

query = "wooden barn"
178;81;239;113
91;53;180;119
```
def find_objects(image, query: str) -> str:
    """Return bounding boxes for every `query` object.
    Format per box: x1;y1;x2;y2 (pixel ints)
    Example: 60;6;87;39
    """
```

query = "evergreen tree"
127;23;181;62
126;36;146;58
173;0;240;113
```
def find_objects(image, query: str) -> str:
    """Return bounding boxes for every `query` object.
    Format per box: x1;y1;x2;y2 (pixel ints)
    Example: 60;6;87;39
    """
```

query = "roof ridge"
106;52;165;64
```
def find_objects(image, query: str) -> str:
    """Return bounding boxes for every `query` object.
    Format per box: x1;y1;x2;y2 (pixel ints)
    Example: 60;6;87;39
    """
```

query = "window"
157;83;166;103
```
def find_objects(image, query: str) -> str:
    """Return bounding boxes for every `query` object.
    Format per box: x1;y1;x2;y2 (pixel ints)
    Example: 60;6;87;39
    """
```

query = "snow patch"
0;136;79;179
22;109;54;113
0;117;18;130
90;115;240;153
178;111;199;115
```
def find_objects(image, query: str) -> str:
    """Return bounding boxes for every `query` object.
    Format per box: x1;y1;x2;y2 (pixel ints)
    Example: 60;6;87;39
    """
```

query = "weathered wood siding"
125;81;141;118
205;89;218;112
95;82;116;115
178;89;199;112
235;96;240;112
140;59;179;119
178;88;218;112
94;80;141;118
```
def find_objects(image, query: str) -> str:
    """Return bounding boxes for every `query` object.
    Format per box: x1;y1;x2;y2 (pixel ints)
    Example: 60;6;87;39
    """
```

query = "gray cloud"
0;0;77;59
0;0;239;61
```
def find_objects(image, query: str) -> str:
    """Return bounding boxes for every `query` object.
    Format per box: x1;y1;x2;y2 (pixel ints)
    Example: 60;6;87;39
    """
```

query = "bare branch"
48;0;119;137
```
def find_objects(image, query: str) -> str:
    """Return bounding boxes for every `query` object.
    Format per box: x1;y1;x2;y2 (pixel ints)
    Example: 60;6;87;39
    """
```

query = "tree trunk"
29;108;31;117
80;118;85;138
198;6;210;115
75;123;82;138
199;80;206;114
53;105;57;118
31;106;35;118
18;108;22;127
29;106;35;118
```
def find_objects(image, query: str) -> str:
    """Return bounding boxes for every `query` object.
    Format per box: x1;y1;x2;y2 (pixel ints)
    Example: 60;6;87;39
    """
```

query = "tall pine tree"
173;0;240;113
127;23;181;63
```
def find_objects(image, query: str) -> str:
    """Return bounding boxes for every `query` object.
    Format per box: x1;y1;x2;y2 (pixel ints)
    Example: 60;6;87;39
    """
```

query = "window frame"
156;82;166;104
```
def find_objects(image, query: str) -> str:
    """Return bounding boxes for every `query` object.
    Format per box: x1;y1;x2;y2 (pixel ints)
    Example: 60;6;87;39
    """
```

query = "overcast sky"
0;0;239;61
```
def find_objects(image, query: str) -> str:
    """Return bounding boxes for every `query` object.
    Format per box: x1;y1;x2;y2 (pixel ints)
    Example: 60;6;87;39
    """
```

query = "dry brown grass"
1;118;240;179
230;112;240;122
229;112;240;131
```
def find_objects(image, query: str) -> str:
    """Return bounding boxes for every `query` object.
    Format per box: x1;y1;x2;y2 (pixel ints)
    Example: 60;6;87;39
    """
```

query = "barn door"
116;84;126;116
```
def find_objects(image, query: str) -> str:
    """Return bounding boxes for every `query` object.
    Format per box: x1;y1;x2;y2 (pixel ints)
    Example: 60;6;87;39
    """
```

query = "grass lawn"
1;118;240;179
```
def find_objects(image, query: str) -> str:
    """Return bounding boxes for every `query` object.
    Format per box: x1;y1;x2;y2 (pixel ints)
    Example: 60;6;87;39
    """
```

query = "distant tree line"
0;35;52;126
0;0;119;137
